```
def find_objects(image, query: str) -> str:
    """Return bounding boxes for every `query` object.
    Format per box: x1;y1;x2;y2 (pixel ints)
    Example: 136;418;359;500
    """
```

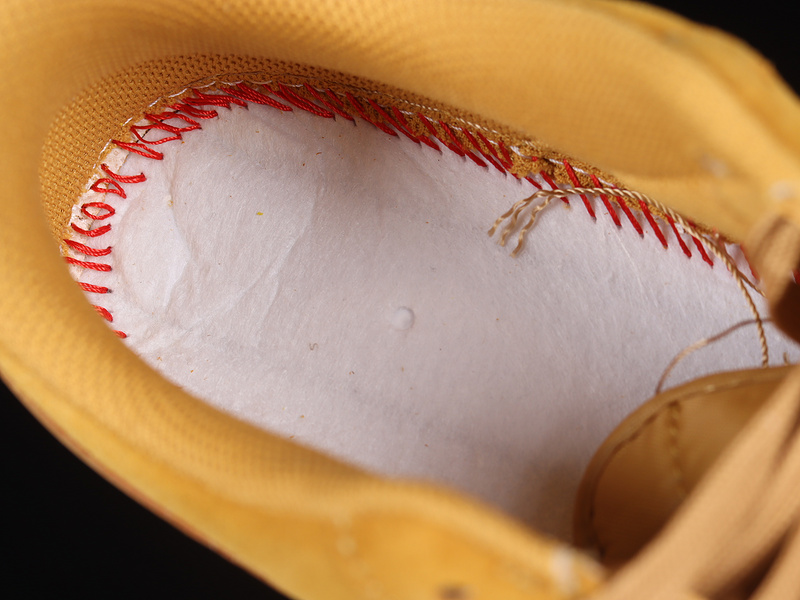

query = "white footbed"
70;98;800;541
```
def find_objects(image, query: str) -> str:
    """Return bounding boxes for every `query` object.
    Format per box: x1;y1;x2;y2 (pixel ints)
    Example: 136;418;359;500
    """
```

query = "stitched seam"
586;371;788;559
668;402;689;499
65;79;717;338
90;71;718;237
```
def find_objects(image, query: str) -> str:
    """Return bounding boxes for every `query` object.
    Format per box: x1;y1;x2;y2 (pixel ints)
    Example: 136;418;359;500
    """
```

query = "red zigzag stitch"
67;81;725;338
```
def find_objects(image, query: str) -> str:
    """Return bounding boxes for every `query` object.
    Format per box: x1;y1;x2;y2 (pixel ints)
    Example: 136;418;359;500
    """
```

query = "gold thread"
492;186;770;367
656;319;775;394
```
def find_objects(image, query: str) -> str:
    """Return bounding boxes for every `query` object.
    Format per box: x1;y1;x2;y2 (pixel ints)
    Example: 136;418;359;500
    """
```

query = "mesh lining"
42;55;627;245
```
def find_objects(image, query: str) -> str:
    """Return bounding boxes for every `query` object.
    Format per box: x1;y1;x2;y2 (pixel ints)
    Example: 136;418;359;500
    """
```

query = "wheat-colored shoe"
2;1;800;599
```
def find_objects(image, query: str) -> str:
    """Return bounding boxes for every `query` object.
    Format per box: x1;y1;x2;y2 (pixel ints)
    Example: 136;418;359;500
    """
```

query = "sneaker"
2;1;799;599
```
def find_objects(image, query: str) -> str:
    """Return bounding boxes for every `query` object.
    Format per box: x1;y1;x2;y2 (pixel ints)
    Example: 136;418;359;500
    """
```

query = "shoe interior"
59;69;800;542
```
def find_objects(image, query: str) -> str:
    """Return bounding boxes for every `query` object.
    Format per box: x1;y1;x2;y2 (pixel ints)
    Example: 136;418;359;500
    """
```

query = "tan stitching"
668;402;689;500
491;185;770;368
586;368;789;559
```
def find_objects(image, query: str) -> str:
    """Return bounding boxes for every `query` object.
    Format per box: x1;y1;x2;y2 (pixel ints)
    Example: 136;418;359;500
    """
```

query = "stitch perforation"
668;402;689;499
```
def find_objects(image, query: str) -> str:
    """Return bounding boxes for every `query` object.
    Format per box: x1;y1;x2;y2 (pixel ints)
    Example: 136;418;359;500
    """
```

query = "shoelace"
590;213;800;600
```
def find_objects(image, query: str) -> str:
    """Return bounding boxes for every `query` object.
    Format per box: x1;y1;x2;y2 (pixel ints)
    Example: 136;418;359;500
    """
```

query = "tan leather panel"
574;366;794;567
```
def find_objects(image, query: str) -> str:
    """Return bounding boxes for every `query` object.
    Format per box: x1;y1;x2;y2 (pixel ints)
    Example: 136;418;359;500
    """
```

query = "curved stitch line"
237;74;704;241
69;80;721;343
81;202;115;220
64;239;112;257
668;402;689;499
101;164;146;184
89;178;127;198
583;369;791;560
303;83;354;121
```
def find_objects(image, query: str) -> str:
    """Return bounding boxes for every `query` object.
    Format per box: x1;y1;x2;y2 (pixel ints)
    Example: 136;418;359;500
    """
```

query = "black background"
3;2;798;598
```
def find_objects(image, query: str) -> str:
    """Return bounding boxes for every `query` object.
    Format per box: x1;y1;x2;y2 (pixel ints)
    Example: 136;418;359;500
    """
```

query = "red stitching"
225;83;293;111
324;89;350;113
601;183;644;235
440;122;487;167
79;282;110;294
81;202;115;220
524;175;543;189
540;172;570;206
169;103;219;119
144;111;201;131
93;305;113;322
639;200;669;249
303;84;353;120
69;82;719;343
65;257;111;272
64;239;112;257
70;223;111;237
129;111;201;145
563;161;596;219
497;141;514;170
112;140;164;160
616;198;644;235
90;178;126;198
185;88;247;109
476;131;505;165
589;174;621;227
691;238;714;266
793;269;800;285
665;214;692;259
461;128;506;174
476;131;499;158
274;83;335;118
346;93;397;136
72;223;111;238
101;164;145;184
391;107;440;151
367;99;420;145
130;122;184;145
417;113;455;153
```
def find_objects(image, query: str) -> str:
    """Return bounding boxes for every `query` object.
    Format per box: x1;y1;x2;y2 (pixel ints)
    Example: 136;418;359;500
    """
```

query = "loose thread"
69;83;741;346
491;185;770;366
487;189;556;257
656;319;775;394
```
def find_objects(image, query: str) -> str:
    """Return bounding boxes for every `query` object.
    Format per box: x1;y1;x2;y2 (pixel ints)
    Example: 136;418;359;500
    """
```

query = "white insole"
70;98;800;541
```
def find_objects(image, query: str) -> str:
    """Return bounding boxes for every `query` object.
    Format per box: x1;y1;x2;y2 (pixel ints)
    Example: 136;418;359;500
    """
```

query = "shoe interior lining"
56;65;800;541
